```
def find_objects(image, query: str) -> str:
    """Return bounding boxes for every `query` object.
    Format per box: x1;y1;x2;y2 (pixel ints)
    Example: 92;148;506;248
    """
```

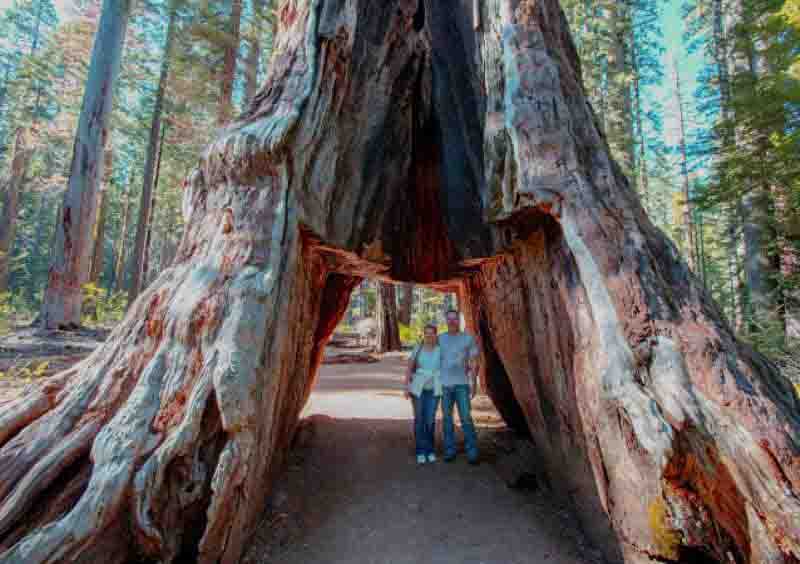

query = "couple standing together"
404;309;480;466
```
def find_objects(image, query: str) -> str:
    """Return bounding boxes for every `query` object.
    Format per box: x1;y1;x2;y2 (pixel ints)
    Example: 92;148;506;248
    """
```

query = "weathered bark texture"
39;0;133;329
376;282;401;353
0;129;32;293
2;1;798;564
476;3;798;562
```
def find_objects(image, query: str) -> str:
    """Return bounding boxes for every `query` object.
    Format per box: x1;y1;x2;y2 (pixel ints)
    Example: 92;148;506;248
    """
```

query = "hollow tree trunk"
376;282;401;353
2;2;798;564
475;2;798;562
0;128;32;293
39;0;133;329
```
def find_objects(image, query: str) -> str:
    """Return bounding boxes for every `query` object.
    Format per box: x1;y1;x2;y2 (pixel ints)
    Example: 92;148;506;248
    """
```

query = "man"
438;308;481;464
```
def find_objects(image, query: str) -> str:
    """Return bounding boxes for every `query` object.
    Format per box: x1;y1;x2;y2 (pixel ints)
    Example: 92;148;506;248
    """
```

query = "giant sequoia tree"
1;1;798;563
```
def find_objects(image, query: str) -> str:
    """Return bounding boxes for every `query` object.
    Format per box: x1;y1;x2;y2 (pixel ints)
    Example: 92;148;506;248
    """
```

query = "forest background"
0;0;797;374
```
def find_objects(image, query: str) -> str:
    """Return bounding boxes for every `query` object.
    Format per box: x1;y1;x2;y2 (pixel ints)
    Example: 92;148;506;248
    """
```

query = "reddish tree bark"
376;282;401;352
398;283;413;325
1;2;798;564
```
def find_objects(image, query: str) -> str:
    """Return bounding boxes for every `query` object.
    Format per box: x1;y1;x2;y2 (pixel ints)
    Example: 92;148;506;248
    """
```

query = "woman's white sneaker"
427;453;437;463
416;454;427;465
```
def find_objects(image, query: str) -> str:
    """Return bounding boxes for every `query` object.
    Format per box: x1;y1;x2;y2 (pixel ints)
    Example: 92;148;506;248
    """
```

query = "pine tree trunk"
376;282;401;353
398;283;413;325
159;233;177;273
674;62;698;274
244;0;268;107
217;0;243;125
129;2;178;304
742;46;781;334
631;40;649;210
2;3;798;563
39;0;133;329
784;245;800;339
142;189;156;288
728;0;776;334
713;0;745;329
89;147;113;285
112;182;132;293
0;129;32;293
606;0;635;183
743;187;779;330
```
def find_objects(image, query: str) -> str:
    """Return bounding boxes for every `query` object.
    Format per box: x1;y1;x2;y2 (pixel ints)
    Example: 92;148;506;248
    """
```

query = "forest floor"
0;331;607;564
0;325;109;404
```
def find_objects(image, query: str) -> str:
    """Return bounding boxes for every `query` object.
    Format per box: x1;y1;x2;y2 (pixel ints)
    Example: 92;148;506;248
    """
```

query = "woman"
404;323;442;465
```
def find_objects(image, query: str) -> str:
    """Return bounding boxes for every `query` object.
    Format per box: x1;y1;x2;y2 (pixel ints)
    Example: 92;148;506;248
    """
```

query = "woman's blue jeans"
442;385;478;461
412;390;439;456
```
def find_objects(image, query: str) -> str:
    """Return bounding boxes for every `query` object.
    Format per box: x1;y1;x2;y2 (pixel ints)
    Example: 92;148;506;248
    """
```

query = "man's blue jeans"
412;390;439;456
442;385;478;460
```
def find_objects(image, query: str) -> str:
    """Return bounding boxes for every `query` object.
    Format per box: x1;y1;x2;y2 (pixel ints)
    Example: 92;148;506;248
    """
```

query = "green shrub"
81;284;127;326
399;323;421;345
0;360;50;382
0;291;38;334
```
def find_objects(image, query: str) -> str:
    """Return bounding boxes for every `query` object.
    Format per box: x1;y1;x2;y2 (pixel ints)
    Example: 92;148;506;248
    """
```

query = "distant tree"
398;283;413;325
216;0;242;125
376;282;401;352
128;0;180;304
40;0;135;328
0;129;32;292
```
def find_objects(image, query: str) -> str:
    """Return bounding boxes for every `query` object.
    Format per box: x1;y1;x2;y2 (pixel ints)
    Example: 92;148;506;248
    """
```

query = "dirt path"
243;353;606;564
0;333;606;564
